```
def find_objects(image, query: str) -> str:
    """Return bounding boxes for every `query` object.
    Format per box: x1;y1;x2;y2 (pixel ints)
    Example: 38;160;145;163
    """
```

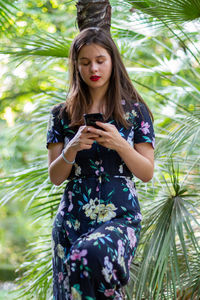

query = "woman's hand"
68;125;99;152
87;122;126;151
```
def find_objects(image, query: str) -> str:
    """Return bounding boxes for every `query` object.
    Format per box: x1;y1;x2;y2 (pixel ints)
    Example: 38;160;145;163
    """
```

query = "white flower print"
71;286;82;300
86;232;105;241
57;244;65;259
82;198;100;220
74;219;80;231
116;226;123;234
66;220;72;228
131;109;137;117
74;163;81;176
97;203;117;223
102;256;116;283
127;128;134;146
124;112;130;121
47;113;54;132
51;237;55;258
119;164;123;174
105;226;115;231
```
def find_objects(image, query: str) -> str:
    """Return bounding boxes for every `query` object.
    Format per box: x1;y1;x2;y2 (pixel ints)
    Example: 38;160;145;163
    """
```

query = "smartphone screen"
83;113;104;130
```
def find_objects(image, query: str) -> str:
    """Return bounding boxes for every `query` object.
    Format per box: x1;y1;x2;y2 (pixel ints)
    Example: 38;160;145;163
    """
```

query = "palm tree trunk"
76;0;111;33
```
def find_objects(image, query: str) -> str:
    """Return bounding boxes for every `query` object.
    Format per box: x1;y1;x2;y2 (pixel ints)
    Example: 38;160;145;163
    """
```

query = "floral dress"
47;101;155;300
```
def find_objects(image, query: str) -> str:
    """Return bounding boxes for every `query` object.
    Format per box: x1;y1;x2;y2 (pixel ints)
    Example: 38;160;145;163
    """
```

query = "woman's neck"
88;87;107;114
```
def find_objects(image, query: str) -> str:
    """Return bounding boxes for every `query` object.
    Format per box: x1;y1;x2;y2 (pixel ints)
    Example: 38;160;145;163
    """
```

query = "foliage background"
0;0;199;299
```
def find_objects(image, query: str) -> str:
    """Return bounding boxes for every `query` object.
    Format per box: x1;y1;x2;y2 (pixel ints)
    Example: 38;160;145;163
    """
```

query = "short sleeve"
46;104;64;148
132;102;155;149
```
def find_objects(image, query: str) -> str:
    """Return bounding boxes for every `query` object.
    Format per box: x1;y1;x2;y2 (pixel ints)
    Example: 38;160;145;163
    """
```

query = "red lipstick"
90;76;101;81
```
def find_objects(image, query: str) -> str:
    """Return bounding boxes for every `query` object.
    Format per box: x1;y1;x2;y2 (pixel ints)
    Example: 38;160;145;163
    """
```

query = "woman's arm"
117;141;154;182
48;126;99;186
48;142;77;186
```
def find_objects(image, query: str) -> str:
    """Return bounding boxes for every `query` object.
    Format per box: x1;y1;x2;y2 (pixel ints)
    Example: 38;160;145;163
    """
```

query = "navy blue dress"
47;101;155;300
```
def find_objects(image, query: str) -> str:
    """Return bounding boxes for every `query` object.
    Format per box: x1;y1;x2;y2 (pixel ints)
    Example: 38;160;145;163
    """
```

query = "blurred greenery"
0;0;199;299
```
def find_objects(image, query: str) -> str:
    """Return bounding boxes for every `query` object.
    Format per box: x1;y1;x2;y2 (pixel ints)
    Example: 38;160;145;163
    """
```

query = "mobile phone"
83;113;104;130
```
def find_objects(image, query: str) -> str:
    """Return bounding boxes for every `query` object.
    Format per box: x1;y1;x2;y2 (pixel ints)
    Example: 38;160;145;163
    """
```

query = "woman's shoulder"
49;102;71;128
123;99;146;114
51;102;65;115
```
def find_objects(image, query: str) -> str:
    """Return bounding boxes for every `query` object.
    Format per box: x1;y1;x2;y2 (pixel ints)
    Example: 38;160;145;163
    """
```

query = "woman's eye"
97;61;104;64
82;63;89;66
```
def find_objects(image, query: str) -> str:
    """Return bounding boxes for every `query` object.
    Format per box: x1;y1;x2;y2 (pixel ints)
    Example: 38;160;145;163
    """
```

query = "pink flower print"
96;186;99;192
68;191;72;201
127;227;137;249
134;103;139;106
140;121;150;135
83;270;89;277
95;170;99;176
104;289;115;297
135;212;142;221
82;257;88;265
70;249;88;261
117;240;125;256
58;272;64;283
68;191;73;212
152;137;155;149
112;269;117;281
100;166;104;172
68;202;73;212
128;255;133;269
58;201;66;216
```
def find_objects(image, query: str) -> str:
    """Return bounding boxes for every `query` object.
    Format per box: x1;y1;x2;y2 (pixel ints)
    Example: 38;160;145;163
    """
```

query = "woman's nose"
90;62;98;73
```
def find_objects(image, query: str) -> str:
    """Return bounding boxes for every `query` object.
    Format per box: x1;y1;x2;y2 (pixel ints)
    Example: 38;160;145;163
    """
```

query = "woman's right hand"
68;125;99;152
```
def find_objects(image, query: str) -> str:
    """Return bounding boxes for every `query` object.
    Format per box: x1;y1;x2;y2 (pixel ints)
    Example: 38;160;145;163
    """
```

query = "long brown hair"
65;27;153;127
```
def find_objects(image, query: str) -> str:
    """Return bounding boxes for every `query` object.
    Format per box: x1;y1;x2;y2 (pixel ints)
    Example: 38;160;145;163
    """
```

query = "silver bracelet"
61;149;75;165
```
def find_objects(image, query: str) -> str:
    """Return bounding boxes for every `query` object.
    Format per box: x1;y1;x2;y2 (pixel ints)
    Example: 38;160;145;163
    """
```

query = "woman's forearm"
49;145;77;186
117;140;154;182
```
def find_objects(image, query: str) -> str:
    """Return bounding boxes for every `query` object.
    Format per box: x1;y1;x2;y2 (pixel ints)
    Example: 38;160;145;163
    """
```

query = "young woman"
47;27;155;300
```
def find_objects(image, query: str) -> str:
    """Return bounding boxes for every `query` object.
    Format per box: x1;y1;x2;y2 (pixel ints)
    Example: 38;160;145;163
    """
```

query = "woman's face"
77;43;112;93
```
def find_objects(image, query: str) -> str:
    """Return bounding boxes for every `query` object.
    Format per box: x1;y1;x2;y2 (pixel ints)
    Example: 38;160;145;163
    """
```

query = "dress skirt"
52;177;141;300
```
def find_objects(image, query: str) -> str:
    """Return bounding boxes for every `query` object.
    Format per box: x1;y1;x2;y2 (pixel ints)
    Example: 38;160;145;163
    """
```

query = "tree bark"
76;0;111;33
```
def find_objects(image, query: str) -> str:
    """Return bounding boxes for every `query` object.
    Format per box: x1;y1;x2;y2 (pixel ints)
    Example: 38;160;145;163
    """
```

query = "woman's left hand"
87;121;126;151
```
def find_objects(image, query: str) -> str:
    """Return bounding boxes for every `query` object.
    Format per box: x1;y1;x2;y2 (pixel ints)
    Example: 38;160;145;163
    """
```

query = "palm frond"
127;0;200;23
0;33;72;63
0;0;18;31
134;159;200;299
14;235;53;300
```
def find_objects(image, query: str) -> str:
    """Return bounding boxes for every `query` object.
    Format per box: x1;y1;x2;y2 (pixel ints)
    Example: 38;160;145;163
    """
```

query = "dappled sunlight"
3;107;14;127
